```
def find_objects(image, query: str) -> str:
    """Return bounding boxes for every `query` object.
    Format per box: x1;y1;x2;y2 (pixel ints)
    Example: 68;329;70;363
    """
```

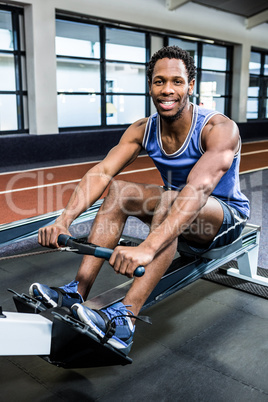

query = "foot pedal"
41;308;132;369
8;289;47;314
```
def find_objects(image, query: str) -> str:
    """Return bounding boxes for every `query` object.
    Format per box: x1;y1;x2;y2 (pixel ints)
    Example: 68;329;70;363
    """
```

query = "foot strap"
92;309;152;345
50;287;80;307
94;310;116;344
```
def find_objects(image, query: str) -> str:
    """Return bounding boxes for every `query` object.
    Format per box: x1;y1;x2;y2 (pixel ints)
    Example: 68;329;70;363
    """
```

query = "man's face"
149;58;195;122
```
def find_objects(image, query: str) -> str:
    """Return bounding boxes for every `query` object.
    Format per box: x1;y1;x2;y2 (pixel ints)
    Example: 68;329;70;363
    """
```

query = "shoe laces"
104;304;152;327
61;280;79;294
104;304;134;327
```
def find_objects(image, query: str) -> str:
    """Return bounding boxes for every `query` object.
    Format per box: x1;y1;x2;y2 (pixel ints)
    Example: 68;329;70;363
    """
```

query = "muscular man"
30;46;249;355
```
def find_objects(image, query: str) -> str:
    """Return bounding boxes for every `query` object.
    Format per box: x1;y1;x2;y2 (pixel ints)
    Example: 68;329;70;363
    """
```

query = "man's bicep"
100;119;146;176
100;140;141;178
187;147;234;195
203;117;239;155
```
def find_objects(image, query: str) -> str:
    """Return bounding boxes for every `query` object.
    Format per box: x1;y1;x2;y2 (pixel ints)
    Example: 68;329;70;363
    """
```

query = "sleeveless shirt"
142;104;250;218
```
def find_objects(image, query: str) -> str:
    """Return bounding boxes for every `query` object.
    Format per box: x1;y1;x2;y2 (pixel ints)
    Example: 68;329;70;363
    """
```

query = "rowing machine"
0;223;265;368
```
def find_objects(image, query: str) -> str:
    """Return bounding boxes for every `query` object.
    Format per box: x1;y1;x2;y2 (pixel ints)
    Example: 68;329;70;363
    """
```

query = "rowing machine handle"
58;234;145;277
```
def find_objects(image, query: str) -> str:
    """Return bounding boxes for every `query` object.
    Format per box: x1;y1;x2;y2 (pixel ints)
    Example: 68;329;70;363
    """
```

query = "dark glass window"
56;18;148;130
0;6;27;134
247;50;268;120
169;38;232;115
55;16;234;130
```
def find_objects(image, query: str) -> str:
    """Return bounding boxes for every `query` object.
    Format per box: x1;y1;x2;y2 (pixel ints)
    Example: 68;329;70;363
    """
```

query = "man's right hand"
38;223;71;248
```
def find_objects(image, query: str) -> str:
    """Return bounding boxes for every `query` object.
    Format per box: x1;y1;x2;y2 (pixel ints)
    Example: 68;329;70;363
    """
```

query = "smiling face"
149;58;195;123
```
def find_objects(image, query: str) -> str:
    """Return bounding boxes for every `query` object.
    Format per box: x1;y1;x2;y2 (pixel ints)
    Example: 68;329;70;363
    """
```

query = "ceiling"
166;0;268;28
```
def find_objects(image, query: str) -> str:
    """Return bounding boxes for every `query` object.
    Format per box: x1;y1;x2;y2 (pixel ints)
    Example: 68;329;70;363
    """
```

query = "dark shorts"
178;196;248;255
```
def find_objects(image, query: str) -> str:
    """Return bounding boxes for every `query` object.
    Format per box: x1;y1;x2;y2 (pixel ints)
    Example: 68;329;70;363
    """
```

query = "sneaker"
71;302;135;355
29;280;83;309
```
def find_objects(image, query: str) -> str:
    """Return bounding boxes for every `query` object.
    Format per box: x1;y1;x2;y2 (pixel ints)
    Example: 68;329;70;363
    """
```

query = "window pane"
19;14;25;51
248;76;259;97
0;53;16;90
202;44;227;71
57;94;101;127
23;95;28;129
199;96;225;113
106;95;145;124
246;98;258;119
57;59;100;92
106;28;145;63
200;71;226;96
0;10;13;50
265;77;268;97
106;63;146;93
249;52;261;75
264;55;268;76
168;38;198;66
21;55;27;91
0;94;18;130
56;20;100;58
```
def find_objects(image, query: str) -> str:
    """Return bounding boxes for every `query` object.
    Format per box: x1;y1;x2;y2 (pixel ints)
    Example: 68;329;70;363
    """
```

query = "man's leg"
122;189;180;315
76;180;164;300
71;188;179;352
78;191;224;313
29;180;163;308
121;195;224;315
181;196;224;245
71;192;225;353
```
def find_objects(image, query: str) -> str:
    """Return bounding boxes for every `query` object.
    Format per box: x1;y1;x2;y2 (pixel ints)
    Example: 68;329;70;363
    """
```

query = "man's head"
147;45;196;84
147;46;196;123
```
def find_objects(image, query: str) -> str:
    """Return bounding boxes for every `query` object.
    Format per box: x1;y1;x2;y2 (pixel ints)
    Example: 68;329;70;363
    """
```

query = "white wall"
4;0;268;133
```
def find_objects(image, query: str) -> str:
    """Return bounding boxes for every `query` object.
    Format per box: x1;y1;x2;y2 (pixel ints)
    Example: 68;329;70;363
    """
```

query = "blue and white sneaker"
71;302;136;355
29;280;83;309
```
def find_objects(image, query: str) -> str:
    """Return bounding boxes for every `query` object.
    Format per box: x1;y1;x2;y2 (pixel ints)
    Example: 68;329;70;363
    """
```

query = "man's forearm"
144;185;208;255
55;168;111;228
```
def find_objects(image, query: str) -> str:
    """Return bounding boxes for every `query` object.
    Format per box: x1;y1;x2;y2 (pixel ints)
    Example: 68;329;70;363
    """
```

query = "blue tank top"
142;104;250;218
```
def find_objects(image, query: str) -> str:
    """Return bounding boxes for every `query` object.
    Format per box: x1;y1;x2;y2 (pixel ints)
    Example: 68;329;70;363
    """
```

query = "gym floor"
0;140;267;401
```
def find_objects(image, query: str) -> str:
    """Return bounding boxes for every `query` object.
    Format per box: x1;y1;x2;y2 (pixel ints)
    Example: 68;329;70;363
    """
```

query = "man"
30;46;249;355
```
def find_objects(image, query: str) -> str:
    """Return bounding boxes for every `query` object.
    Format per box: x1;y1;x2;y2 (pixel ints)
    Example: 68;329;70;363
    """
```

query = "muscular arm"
39;118;147;247
146;115;239;252
110;115;240;274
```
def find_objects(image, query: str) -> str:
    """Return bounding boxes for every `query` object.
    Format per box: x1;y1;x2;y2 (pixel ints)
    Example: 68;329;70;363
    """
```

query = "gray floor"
0;248;268;402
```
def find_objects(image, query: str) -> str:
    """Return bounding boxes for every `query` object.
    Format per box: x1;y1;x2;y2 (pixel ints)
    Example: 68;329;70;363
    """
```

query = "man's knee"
156;190;179;215
107;180;142;199
105;180;146;216
151;190;179;229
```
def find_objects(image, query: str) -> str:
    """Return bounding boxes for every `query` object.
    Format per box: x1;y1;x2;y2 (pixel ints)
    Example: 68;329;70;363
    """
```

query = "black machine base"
11;291;132;369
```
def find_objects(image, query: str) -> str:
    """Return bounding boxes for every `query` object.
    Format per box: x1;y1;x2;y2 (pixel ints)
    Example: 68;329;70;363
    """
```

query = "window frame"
0;5;27;135
247;49;268;121
168;36;233;116
56;15;151;132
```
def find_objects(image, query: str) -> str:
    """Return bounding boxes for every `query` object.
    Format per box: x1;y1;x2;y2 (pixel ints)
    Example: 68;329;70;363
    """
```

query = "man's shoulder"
132;117;149;129
120;117;149;145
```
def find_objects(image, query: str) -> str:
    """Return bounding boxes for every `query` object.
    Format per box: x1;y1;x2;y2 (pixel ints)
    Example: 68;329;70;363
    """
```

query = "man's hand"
38;223;71;248
109;243;155;278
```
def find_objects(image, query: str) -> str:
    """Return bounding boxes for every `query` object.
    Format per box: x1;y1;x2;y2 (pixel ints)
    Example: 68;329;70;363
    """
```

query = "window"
56;20;101;127
105;28;147;125
0;6;27;134
247;50;268;120
56;18;148;130
169;38;232;115
56;16;234;130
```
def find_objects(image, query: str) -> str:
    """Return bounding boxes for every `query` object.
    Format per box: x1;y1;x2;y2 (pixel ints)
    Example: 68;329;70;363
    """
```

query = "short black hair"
147;45;196;83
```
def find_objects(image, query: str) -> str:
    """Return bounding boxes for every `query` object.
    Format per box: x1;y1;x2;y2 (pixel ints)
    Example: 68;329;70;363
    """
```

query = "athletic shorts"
177;196;248;255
